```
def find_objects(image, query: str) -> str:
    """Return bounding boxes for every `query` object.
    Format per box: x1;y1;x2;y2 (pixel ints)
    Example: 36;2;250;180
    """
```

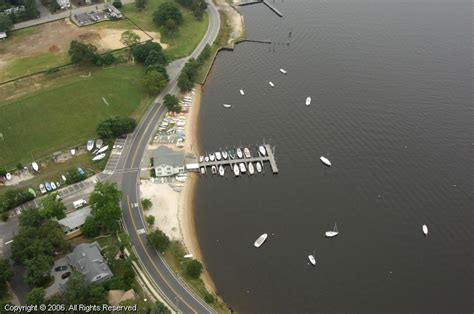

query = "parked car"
54;265;68;272
61;272;72;279
73;199;87;209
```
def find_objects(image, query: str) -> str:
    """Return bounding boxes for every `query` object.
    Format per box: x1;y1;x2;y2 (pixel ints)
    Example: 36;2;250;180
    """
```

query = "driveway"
45;257;70;298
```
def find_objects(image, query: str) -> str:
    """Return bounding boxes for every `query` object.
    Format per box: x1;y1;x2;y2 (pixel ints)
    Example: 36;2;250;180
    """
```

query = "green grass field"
2;53;70;82
0;64;147;169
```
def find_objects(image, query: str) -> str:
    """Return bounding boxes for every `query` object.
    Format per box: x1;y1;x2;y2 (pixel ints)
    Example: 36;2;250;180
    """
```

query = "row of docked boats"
203;160;264;177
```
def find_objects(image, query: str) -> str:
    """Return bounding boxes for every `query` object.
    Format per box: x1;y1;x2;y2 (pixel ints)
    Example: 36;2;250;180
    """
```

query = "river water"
195;0;472;312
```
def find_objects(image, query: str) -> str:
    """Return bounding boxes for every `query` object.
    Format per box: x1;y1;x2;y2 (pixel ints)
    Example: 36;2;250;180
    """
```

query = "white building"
56;0;71;10
152;146;184;177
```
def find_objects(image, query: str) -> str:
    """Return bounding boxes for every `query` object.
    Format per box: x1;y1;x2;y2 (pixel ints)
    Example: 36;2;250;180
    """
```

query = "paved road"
117;2;220;313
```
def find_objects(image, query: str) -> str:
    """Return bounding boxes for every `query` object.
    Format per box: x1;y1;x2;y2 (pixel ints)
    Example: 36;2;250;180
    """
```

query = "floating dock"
199;144;279;174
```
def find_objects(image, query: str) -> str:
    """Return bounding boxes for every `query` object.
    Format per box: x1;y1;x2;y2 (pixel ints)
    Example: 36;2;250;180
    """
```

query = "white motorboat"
50;182;57;190
5;173;12;180
239;163;246;173
306;97;311;106
256;161;262;173
32;162;39;172
240;89;245;96
244;147;251;158
222;151;228;160
248;162;255;175
233;164;240;176
86;140;94;151
61;175;67;182
209;153;215;161
422;224;428;236
39;184;47;194
218;165;225;176
320;156;332;167
205;156;209;162
70;148;76;156
254;233;268;248
269;81;275;87
325;222;339;238
258;145;266;156
215;152;222;161
95;139;103;149
308;254;316;266
199;156;204;162
279;68;287;74
92;153;106;161
211;165;217;174
200;167;205;174
236;148;243;159
96;145;109;155
223;104;232;108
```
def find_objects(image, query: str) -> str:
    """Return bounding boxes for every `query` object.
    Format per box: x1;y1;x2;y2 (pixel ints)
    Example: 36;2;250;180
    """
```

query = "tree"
177;73;194;92
204;292;214;304
131;41;166;65
197;44;211;64
145;63;169;80
153;2;183;27
0;167;7;177
163;19;178;35
88;182;122;234
26;287;46;305
120;30;140;47
147;229;170;253
141;198;152;210
145;215;155;227
163;94;181;113
149;301;171;314
112;0;123;9
185;259;203;279
96;116;137;139
61;272;107;306
16;162;23;170
0;259;13;289
40;193;66;219
95;52;116;66
0;15;13;33
135;0;146;10
68;40;98;64
19;208;45;227
23;0;40;19
142;70;167;95
25;254;53;287
178;58;200;92
144;50;166;67
81;216;100;238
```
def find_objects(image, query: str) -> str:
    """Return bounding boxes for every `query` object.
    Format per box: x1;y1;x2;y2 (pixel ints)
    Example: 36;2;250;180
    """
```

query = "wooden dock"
262;0;283;17
199;144;279;174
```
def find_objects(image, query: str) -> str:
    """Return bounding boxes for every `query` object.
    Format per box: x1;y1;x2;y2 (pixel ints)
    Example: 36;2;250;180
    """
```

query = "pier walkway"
236;0;283;17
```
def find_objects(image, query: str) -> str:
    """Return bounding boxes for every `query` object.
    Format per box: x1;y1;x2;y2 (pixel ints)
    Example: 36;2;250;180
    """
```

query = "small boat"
236;148;243;159
320;156;332;167
39;184;47;194
45;182;52;191
240;89;245;96
308;254;316;266
86;140;94;151
70;148;76;156
50;182;57;190
215;152;222;161
269;81;275;87
223;104;232;108
222;151;228;160
422;224;428;236
95;139;103;149
306;97;311;106
209;153;215;161
254;233;268;248
211;165;217;174
256;161;262;173
96;145;109;155
244;147;251;158
61;175;67;183
200;167;205;174
325;222;339;238
199;156;204;162
184;254;193;259
248;162;255;175
5;173;12;180
218;165;225;176
239;163;246;173
279;68;287;74
32;162;39;172
92;153;106;161
229;149;236;159
233;164;240;176
258;145;266;156
205;156;209;162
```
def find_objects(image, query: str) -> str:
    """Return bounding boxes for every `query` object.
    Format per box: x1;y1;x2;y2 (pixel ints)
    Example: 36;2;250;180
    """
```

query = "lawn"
0;64;147;169
2;53;70;82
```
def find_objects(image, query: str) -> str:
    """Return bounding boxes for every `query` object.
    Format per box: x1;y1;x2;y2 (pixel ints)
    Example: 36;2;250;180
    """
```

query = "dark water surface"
195;0;472;312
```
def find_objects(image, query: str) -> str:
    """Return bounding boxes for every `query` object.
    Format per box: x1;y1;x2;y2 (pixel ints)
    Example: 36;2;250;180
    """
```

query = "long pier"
236;0;283;17
199;144;279;174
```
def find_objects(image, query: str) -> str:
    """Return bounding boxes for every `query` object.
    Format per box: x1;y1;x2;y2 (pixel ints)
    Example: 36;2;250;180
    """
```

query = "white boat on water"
306;97;311;106
325;222;339;238
259;145;266;156
280;68;287;74
95;139;103;149
233;164;240;176
92;153;106;161
211;165;217;174
32;162;39;172
308;254;316;266
240;89;245;96
205;156;209;162
244;147;251;158
239;163;246;173
222;151;228;160
236;148;243;159
254;233;268;248
215;152;222;161
218;165;225;176
209;153;215;161
256;161;262;173
248;162;255;175
320;156;332;167
200;167;205;174
96;145;109;155
5;173;12;180
269;81;275;87
86;140;94;151
223;104;232;108
422;224;428;236
70;149;76;156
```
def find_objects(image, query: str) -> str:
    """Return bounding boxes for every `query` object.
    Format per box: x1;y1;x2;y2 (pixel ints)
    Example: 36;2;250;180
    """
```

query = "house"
66;242;113;284
57;206;91;239
105;3;123;19
56;0;71;9
0;32;7;40
152;145;185;177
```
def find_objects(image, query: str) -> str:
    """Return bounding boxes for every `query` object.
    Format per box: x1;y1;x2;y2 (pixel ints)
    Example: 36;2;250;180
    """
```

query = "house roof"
152;145;184;167
66;242;112;284
58;206;91;233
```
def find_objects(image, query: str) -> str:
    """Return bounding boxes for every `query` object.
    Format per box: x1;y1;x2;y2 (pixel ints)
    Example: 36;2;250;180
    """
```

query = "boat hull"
254;233;268;248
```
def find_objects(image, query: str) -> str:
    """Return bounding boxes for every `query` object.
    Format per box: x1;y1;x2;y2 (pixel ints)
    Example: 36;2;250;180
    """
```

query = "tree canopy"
142;70;167;95
120;30;140;47
0;15;13;33
131;41;166;65
147;229;170;253
0;258;12;294
163;94;181;113
68;40;98;64
40;193;66;219
96;116;137;139
185;259;203;279
87;182;123;234
175;0;207;20
153;2;183;28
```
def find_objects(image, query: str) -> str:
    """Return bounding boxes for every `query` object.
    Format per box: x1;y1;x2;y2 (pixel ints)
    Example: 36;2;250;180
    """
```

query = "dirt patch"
49;45;60;53
96;29;168;50
78;32;101;42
